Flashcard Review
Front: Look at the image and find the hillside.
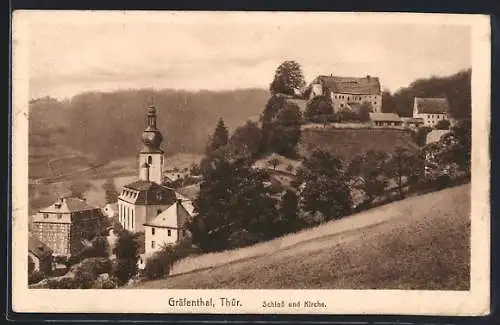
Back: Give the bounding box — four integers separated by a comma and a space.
299, 127, 418, 162
28, 88, 270, 180
134, 184, 470, 290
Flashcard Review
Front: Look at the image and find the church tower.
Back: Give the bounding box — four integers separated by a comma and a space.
139, 105, 164, 184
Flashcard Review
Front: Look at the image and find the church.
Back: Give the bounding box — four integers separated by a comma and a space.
117, 105, 193, 245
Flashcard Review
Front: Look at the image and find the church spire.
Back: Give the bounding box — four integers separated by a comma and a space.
141, 105, 163, 153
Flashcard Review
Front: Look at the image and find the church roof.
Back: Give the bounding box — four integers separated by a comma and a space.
39, 197, 98, 214
121, 180, 177, 205
312, 75, 381, 95
414, 97, 449, 114
144, 200, 191, 229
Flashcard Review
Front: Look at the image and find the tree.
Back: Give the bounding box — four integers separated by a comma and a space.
358, 101, 373, 122
277, 189, 302, 235
268, 157, 281, 171
229, 120, 262, 157
348, 150, 390, 204
260, 96, 302, 157
296, 150, 352, 220
205, 117, 229, 156
435, 119, 451, 130
103, 178, 119, 203
91, 235, 110, 258
386, 147, 424, 198
382, 90, 397, 113
414, 126, 432, 147
189, 155, 278, 252
304, 96, 334, 122
28, 255, 35, 275
270, 60, 306, 95
112, 230, 139, 285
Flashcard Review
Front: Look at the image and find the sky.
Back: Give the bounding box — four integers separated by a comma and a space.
26, 12, 471, 99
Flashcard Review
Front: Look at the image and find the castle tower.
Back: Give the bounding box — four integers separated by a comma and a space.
139, 105, 164, 184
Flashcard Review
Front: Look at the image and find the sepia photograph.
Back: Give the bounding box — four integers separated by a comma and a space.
11, 11, 490, 315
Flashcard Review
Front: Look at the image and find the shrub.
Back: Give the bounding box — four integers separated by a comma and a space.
101, 279, 116, 289
28, 271, 46, 285
73, 269, 94, 289
227, 230, 263, 249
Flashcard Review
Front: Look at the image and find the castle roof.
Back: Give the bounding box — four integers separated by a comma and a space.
414, 97, 449, 114
144, 200, 191, 229
313, 75, 381, 95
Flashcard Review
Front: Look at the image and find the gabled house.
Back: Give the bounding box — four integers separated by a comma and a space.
143, 200, 192, 256
308, 75, 382, 113
413, 97, 450, 127
31, 197, 104, 256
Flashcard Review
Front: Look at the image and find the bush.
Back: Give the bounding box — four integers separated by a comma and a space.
101, 279, 117, 289
28, 271, 46, 285
142, 239, 201, 281
227, 230, 263, 249
435, 119, 451, 130
73, 269, 94, 289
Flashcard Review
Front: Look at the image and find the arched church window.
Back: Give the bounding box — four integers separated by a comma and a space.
148, 156, 152, 164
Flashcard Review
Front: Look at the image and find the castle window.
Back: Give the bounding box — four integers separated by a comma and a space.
152, 227, 155, 235
182, 229, 186, 236
151, 241, 155, 249
168, 229, 172, 237
43, 213, 48, 219
58, 214, 62, 219
157, 209, 162, 215
148, 156, 152, 164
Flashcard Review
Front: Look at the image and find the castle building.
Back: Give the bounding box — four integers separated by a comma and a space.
308, 75, 382, 113
412, 97, 450, 127
31, 197, 104, 256
117, 105, 192, 234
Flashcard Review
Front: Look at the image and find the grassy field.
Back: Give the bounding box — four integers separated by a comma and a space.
133, 184, 470, 290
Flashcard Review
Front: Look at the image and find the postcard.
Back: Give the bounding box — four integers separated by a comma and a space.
11, 10, 490, 315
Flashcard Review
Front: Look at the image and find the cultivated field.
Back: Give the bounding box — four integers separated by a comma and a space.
134, 184, 470, 290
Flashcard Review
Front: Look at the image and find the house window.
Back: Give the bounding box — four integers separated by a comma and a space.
157, 209, 162, 215
168, 229, 172, 237
148, 156, 152, 164
43, 213, 48, 219
151, 241, 155, 249
152, 227, 155, 235
58, 214, 62, 219
182, 229, 186, 236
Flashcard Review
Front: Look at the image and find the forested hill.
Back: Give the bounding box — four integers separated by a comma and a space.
29, 88, 269, 163
383, 69, 471, 118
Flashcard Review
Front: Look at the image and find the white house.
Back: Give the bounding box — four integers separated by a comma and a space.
308, 75, 382, 113
413, 97, 450, 127
143, 200, 192, 256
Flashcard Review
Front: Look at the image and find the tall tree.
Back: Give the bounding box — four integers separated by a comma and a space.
304, 95, 334, 122
386, 147, 424, 198
348, 150, 389, 203
261, 96, 302, 157
381, 90, 397, 113
358, 101, 373, 122
205, 117, 229, 156
270, 60, 306, 95
189, 154, 278, 252
229, 120, 262, 157
277, 189, 302, 235
296, 150, 352, 220
112, 230, 139, 285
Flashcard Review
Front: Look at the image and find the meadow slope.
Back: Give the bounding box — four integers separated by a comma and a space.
134, 184, 470, 290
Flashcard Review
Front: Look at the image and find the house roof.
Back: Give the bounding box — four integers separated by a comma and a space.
401, 117, 424, 123
369, 112, 402, 122
29, 233, 53, 259
121, 180, 177, 205
39, 197, 98, 214
313, 75, 381, 95
414, 97, 449, 114
144, 200, 191, 229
